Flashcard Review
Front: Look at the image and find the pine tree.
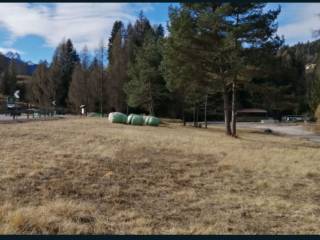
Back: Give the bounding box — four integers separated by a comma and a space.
154, 24, 165, 39
166, 3, 281, 135
49, 39, 79, 109
163, 5, 213, 126
223, 3, 282, 136
0, 70, 10, 96
30, 61, 53, 107
68, 46, 91, 113
126, 11, 152, 64
125, 30, 168, 115
88, 57, 103, 113
107, 23, 127, 112
0, 60, 17, 96
108, 21, 124, 65
94, 40, 108, 114
133, 11, 152, 48
309, 56, 320, 113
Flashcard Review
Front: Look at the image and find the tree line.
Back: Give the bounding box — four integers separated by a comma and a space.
1, 3, 320, 136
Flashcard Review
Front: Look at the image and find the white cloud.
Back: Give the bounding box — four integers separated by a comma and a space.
3, 3, 320, 53
277, 3, 320, 45
0, 47, 23, 55
0, 3, 153, 51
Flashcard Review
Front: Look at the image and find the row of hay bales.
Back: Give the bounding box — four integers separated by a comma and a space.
108, 112, 160, 126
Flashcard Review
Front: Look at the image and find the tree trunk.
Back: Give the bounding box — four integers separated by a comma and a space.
204, 94, 208, 128
149, 102, 154, 116
100, 73, 103, 117
231, 13, 239, 137
223, 86, 231, 135
182, 104, 186, 126
231, 80, 237, 137
147, 77, 154, 116
196, 104, 199, 127
193, 104, 196, 127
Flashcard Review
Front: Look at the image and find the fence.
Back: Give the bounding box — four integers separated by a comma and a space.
0, 99, 68, 120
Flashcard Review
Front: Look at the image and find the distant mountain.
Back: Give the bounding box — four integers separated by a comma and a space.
25, 62, 37, 75
5, 51, 22, 61
0, 51, 37, 76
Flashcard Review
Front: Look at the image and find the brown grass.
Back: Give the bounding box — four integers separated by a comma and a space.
0, 117, 320, 234
305, 122, 320, 133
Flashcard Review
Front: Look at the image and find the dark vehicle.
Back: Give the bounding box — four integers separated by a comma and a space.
283, 115, 305, 122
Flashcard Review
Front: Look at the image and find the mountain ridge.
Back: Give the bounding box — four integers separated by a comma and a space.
0, 51, 37, 76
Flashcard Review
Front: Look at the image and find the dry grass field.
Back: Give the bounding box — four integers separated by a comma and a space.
0, 117, 320, 234
309, 123, 320, 133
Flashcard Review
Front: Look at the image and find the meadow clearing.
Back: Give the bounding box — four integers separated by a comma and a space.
0, 117, 320, 234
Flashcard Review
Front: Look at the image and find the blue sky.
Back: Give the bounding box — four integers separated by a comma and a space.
0, 3, 320, 63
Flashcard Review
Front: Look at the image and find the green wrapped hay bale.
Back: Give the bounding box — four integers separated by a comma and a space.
89, 112, 103, 117
148, 116, 161, 126
143, 116, 151, 125
145, 116, 160, 126
127, 114, 135, 124
131, 115, 144, 125
143, 115, 148, 123
108, 112, 114, 121
108, 112, 127, 124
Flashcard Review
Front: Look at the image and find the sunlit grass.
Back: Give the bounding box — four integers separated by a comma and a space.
0, 117, 319, 234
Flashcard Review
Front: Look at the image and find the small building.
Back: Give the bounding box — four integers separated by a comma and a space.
237, 108, 268, 122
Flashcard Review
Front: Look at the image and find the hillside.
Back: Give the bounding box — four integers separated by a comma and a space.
0, 117, 319, 234
0, 52, 37, 76
286, 39, 320, 65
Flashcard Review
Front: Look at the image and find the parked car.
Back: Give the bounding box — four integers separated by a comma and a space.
283, 115, 305, 122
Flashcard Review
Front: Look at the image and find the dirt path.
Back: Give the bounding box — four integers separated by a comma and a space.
0, 114, 65, 124
238, 122, 320, 143
203, 121, 320, 143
